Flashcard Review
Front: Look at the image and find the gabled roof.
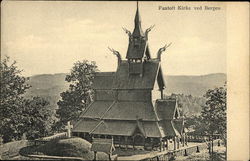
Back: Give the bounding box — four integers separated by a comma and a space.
92, 61, 165, 90
92, 121, 136, 136
92, 72, 114, 90
159, 120, 180, 137
83, 120, 163, 138
73, 119, 99, 133
79, 101, 114, 119
155, 99, 178, 120
113, 60, 160, 89
91, 138, 115, 154
173, 119, 185, 135
103, 101, 158, 121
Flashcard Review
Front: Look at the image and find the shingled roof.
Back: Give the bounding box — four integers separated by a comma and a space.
91, 138, 115, 154
79, 101, 114, 119
159, 120, 180, 137
113, 60, 162, 89
173, 119, 185, 135
73, 119, 99, 133
155, 99, 179, 120
92, 72, 114, 90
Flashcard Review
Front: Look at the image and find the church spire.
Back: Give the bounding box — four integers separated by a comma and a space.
125, 1, 151, 60
133, 1, 144, 37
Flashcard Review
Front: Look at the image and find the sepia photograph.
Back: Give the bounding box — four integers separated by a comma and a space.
0, 1, 249, 160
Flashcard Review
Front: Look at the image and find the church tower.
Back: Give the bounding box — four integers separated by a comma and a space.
125, 2, 151, 76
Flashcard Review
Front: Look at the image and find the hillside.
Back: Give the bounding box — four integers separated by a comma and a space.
164, 73, 226, 96
24, 73, 69, 109
24, 73, 226, 113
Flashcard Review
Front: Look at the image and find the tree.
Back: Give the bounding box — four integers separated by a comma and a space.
201, 85, 226, 154
0, 57, 56, 142
184, 85, 226, 157
0, 56, 30, 142
55, 60, 98, 130
20, 97, 55, 140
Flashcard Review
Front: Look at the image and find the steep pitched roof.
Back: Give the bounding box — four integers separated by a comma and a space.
113, 60, 160, 89
91, 120, 136, 136
73, 119, 99, 133
79, 101, 114, 119
91, 138, 114, 154
92, 72, 114, 90
159, 120, 180, 137
155, 99, 178, 120
132, 3, 144, 37
88, 120, 163, 138
103, 101, 158, 121
173, 119, 185, 135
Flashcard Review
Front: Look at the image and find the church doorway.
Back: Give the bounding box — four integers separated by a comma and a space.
133, 133, 144, 146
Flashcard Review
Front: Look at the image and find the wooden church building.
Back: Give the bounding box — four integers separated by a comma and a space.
72, 3, 186, 151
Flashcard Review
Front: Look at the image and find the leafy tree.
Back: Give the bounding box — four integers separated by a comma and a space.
19, 97, 55, 140
185, 85, 227, 155
55, 60, 98, 130
201, 85, 227, 154
0, 56, 30, 142
0, 57, 56, 142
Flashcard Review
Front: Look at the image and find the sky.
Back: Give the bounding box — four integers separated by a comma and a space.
1, 1, 227, 76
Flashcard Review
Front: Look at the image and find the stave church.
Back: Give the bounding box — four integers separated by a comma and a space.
72, 3, 186, 151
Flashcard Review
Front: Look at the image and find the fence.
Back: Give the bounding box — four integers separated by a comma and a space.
136, 139, 220, 161
186, 134, 221, 143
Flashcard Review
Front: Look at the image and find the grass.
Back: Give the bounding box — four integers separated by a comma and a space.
20, 137, 109, 160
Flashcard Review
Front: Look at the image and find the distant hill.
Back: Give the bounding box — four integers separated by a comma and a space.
24, 73, 226, 113
24, 73, 69, 109
164, 73, 226, 96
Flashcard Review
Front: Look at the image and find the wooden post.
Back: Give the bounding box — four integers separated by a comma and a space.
183, 134, 186, 147
174, 137, 176, 150
196, 146, 200, 153
160, 90, 163, 99
177, 137, 180, 149
151, 138, 154, 150
125, 136, 128, 150
166, 139, 168, 150
133, 137, 135, 150
162, 139, 165, 151
185, 134, 188, 146
119, 136, 121, 149
93, 151, 97, 161
160, 138, 162, 152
